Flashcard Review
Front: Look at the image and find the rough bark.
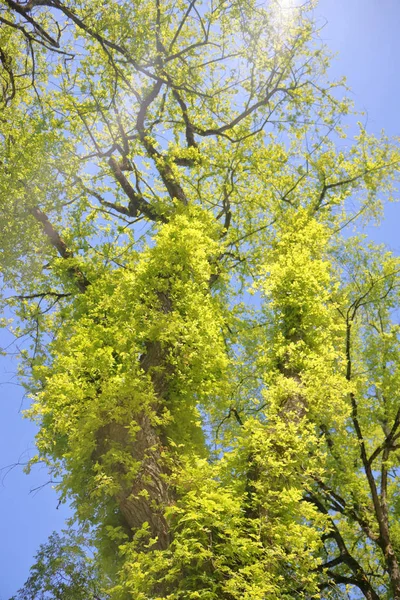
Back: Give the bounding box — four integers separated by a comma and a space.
94, 415, 173, 550
93, 292, 176, 550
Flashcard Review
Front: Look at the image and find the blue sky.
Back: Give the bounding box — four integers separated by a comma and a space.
1, 1, 400, 597
317, 0, 400, 250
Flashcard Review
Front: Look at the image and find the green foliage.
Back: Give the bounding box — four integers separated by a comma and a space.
10, 531, 110, 600
1, 0, 400, 598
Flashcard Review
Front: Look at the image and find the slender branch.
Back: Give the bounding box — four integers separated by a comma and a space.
108, 157, 166, 221
369, 406, 400, 466
136, 81, 188, 204
28, 206, 89, 292
346, 316, 400, 597
4, 0, 60, 47
7, 292, 72, 300
305, 494, 380, 600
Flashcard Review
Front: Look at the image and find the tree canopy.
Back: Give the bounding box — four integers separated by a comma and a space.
1, 0, 400, 598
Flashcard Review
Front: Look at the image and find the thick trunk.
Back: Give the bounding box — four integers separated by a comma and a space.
93, 344, 175, 549
93, 294, 176, 549
277, 362, 307, 421
95, 416, 173, 550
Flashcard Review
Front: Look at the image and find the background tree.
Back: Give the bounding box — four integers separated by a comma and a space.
10, 531, 110, 600
1, 0, 400, 598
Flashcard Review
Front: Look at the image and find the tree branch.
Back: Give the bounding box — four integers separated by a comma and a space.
29, 206, 89, 292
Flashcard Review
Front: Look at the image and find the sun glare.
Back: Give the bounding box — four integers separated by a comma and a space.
269, 0, 300, 43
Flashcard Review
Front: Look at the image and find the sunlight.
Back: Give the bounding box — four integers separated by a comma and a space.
270, 0, 309, 44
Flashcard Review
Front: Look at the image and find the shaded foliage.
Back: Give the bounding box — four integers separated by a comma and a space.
10, 531, 110, 600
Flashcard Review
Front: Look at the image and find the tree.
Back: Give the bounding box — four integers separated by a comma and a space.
1, 0, 400, 598
10, 531, 110, 600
